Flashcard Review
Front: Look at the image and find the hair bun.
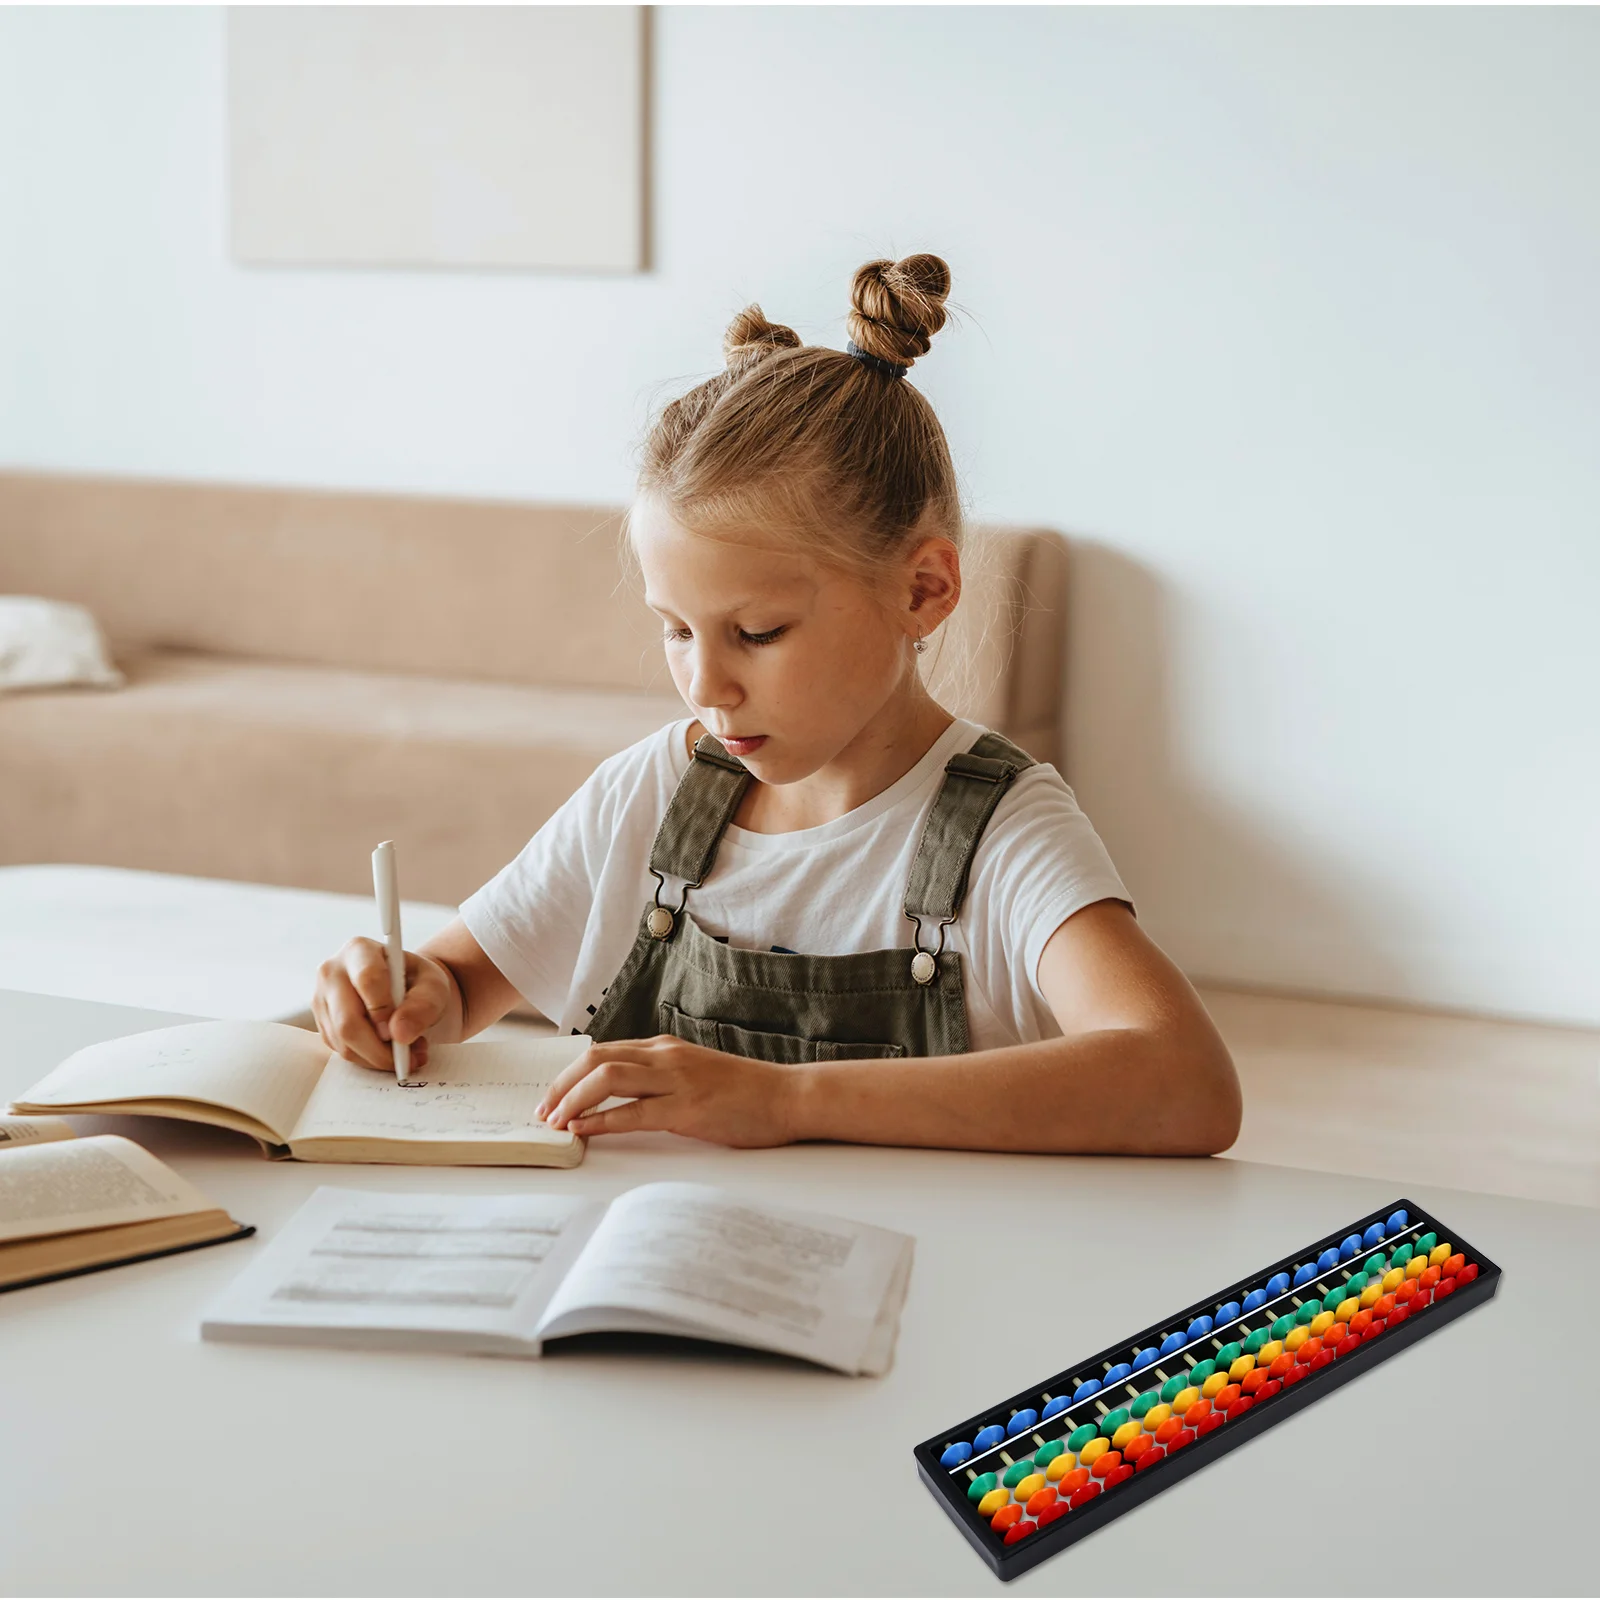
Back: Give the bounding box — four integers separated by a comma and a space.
847, 254, 952, 370
723, 305, 802, 373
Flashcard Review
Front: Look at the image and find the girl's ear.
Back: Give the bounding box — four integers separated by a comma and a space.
905, 535, 962, 637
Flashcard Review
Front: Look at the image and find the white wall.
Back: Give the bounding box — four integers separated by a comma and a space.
2, 6, 1597, 1025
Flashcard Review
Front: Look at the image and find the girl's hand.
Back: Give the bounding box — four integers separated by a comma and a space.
311, 937, 455, 1073
535, 1036, 801, 1148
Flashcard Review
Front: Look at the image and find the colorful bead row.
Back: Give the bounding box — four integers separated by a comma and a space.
950, 1236, 1478, 1547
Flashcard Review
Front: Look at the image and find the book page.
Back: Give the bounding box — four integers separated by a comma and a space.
202, 1186, 602, 1345
534, 1182, 915, 1375
287, 1036, 591, 1150
12, 1021, 328, 1144
0, 1115, 76, 1149
0, 1134, 218, 1243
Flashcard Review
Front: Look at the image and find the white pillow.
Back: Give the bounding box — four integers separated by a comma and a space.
0, 596, 124, 694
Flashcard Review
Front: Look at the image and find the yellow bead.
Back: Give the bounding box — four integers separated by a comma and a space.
979, 1489, 1009, 1516
1360, 1284, 1382, 1308
1201, 1373, 1227, 1399
1142, 1403, 1172, 1432
1173, 1386, 1200, 1413
1080, 1437, 1110, 1466
1285, 1327, 1310, 1353
1112, 1422, 1140, 1451
1015, 1473, 1046, 1500
1310, 1311, 1335, 1337
1335, 1298, 1359, 1324
1429, 1242, 1452, 1267
1258, 1340, 1283, 1365
1228, 1355, 1255, 1381
1381, 1268, 1404, 1292
1045, 1453, 1077, 1482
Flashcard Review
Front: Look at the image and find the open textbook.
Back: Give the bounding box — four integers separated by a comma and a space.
203, 1182, 914, 1376
0, 1115, 251, 1291
10, 1021, 593, 1168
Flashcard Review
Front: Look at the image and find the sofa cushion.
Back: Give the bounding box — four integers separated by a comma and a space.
0, 649, 685, 904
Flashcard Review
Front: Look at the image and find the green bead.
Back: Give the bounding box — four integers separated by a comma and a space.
1099, 1407, 1131, 1439
1130, 1390, 1159, 1419
1216, 1341, 1243, 1365
1416, 1232, 1438, 1255
1034, 1439, 1066, 1465
1365, 1254, 1387, 1276
1296, 1301, 1320, 1325
1344, 1274, 1367, 1300
1190, 1360, 1217, 1384
1322, 1286, 1347, 1311
1067, 1424, 1097, 1453
1270, 1313, 1295, 1340
1159, 1376, 1186, 1404
967, 1472, 998, 1502
1001, 1460, 1033, 1488
1392, 1244, 1413, 1268
1243, 1328, 1269, 1355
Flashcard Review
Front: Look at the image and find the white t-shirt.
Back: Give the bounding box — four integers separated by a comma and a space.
460, 718, 1131, 1054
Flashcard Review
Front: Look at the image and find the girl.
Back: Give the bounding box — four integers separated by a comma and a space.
312, 255, 1241, 1156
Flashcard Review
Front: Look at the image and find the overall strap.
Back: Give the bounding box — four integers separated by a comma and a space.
648, 734, 753, 887
903, 731, 1036, 924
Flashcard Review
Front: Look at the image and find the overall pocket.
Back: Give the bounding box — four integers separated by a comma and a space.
658, 1003, 905, 1064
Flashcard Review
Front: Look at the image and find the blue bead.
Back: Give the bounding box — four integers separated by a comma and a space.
1316, 1248, 1340, 1273
1363, 1222, 1385, 1248
941, 1441, 973, 1468
1159, 1331, 1186, 1356
1187, 1315, 1213, 1339
1042, 1395, 1071, 1420
1242, 1288, 1267, 1314
1072, 1379, 1101, 1402
1216, 1301, 1241, 1324
1266, 1272, 1291, 1296
1339, 1234, 1362, 1261
1386, 1209, 1409, 1235
1006, 1408, 1039, 1436
1132, 1347, 1158, 1371
1293, 1263, 1316, 1287
1103, 1363, 1132, 1385
974, 1424, 1005, 1451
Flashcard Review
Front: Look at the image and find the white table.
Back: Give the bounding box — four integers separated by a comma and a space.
0, 864, 459, 1022
1, 987, 1591, 1596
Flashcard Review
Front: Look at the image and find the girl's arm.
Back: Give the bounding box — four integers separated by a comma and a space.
788, 899, 1241, 1155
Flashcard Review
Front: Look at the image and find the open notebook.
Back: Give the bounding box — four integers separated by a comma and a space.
202, 1182, 914, 1376
10, 1021, 593, 1168
0, 1115, 251, 1291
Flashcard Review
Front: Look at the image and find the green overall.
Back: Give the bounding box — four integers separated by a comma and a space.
586, 730, 1035, 1061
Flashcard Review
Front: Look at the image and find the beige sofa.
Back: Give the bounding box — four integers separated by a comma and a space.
0, 471, 1067, 905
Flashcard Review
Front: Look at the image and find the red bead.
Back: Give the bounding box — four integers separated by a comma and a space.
1135, 1446, 1165, 1472
1038, 1501, 1070, 1526
1282, 1364, 1306, 1387
1361, 1319, 1384, 1341
1169, 1428, 1196, 1452
1389, 1303, 1410, 1326
1336, 1334, 1360, 1357
1436, 1275, 1457, 1299
1258, 1379, 1282, 1399
1226, 1396, 1254, 1420
1241, 1369, 1269, 1395
1413, 1286, 1432, 1309
1004, 1519, 1036, 1544
1458, 1262, 1478, 1284
1198, 1411, 1226, 1436
1310, 1350, 1333, 1370
1070, 1483, 1102, 1509
1106, 1464, 1134, 1487
992, 1503, 1024, 1531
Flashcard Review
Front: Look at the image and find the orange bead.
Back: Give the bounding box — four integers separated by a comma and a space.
1269, 1353, 1295, 1379
992, 1502, 1024, 1531
1296, 1337, 1322, 1365
1396, 1280, 1418, 1304
1183, 1399, 1211, 1426
1350, 1309, 1374, 1335
1154, 1418, 1183, 1446
1059, 1467, 1090, 1495
1442, 1253, 1465, 1278
1420, 1265, 1441, 1290
1025, 1487, 1057, 1517
1124, 1434, 1154, 1463
1241, 1369, 1269, 1395
1375, 1294, 1397, 1318
1090, 1451, 1124, 1480
1215, 1384, 1242, 1410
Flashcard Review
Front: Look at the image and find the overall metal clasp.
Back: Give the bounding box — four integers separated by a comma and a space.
647, 870, 691, 940
904, 910, 955, 985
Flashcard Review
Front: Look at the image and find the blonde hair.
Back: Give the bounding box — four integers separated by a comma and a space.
635, 254, 961, 580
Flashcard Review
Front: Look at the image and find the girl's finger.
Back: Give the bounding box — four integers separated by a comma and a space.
325, 984, 395, 1072
546, 1057, 670, 1127
568, 1097, 664, 1138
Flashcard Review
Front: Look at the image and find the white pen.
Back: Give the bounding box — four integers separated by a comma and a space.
370, 840, 411, 1083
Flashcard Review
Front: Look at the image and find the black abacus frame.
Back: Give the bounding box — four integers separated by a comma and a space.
913, 1197, 1502, 1581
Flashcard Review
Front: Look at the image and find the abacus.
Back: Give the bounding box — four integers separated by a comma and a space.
915, 1198, 1500, 1579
